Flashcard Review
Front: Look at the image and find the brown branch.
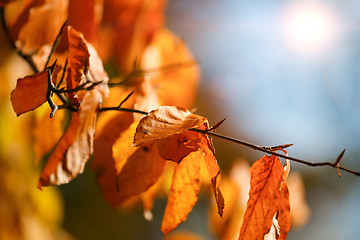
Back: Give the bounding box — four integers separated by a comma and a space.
44, 18, 68, 70
99, 104, 360, 177
108, 60, 198, 87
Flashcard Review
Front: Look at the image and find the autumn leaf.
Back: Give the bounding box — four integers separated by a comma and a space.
15, 0, 69, 55
65, 25, 90, 106
239, 155, 284, 240
102, 0, 166, 71
201, 134, 225, 217
141, 29, 200, 108
277, 183, 290, 240
68, 0, 103, 43
33, 99, 65, 162
156, 131, 202, 163
133, 106, 207, 146
37, 89, 102, 189
37, 36, 108, 188
133, 106, 225, 224
10, 63, 61, 116
161, 150, 202, 237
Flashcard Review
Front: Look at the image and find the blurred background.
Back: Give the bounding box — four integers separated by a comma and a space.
166, 0, 360, 239
1, 0, 360, 239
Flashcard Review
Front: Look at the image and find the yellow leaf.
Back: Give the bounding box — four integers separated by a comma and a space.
161, 150, 202, 237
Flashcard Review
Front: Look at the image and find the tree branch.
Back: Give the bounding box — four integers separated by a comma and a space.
99, 104, 359, 177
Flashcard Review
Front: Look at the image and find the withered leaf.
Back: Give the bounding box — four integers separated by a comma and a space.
161, 151, 202, 237
38, 90, 102, 189
239, 155, 284, 240
201, 134, 224, 217
66, 25, 90, 106
133, 106, 207, 146
157, 131, 202, 163
11, 64, 61, 116
278, 183, 290, 240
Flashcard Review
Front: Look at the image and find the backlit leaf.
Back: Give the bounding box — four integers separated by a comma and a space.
161, 151, 202, 237
66, 25, 90, 106
157, 131, 202, 163
239, 155, 283, 240
16, 0, 68, 55
38, 90, 102, 188
141, 29, 200, 108
133, 106, 207, 146
201, 134, 225, 217
10, 64, 61, 116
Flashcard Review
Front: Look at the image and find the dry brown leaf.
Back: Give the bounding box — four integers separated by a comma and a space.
10, 64, 61, 116
37, 89, 102, 188
66, 25, 90, 106
133, 106, 207, 146
278, 183, 290, 240
239, 155, 284, 240
157, 131, 202, 163
201, 134, 225, 217
161, 150, 202, 237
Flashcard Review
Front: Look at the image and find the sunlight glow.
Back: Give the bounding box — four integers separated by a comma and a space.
282, 3, 338, 53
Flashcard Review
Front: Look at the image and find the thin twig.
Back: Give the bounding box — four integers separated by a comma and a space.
99, 105, 360, 177
108, 60, 198, 87
46, 62, 59, 118
44, 18, 68, 69
191, 129, 358, 176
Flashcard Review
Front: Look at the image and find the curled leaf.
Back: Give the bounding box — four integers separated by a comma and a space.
66, 25, 90, 106
133, 106, 207, 146
38, 90, 102, 189
157, 131, 202, 163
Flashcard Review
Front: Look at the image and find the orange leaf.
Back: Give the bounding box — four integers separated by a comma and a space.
92, 111, 134, 207
133, 106, 207, 146
114, 142, 165, 203
33, 100, 65, 162
10, 64, 61, 116
141, 29, 200, 108
278, 183, 290, 240
201, 134, 224, 217
239, 155, 284, 240
16, 0, 68, 55
157, 131, 202, 163
66, 25, 90, 106
68, 0, 102, 43
161, 151, 202, 237
38, 90, 102, 188
102, 0, 166, 71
